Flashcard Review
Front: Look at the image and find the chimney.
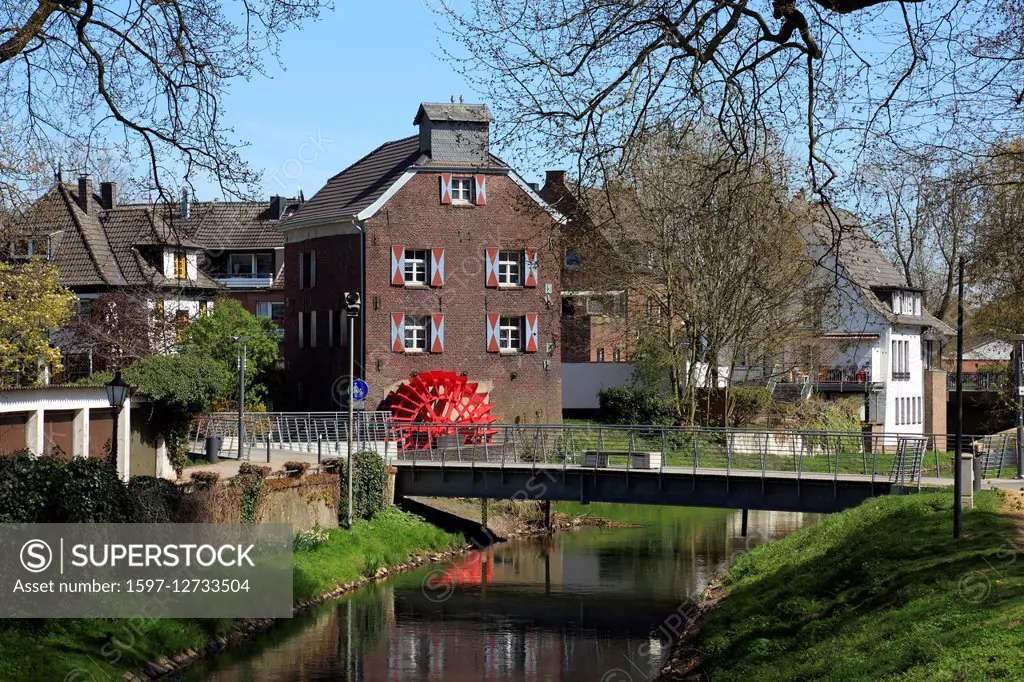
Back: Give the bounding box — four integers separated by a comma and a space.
100, 181, 117, 210
414, 103, 494, 164
269, 195, 284, 220
180, 186, 190, 219
77, 176, 93, 214
544, 170, 566, 188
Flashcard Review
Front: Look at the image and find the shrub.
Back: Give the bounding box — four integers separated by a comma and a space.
335, 451, 389, 520
796, 397, 863, 453
283, 461, 310, 477
598, 386, 673, 424
727, 387, 774, 427
127, 476, 184, 523
321, 457, 343, 473
189, 470, 220, 488
0, 452, 159, 523
238, 462, 271, 479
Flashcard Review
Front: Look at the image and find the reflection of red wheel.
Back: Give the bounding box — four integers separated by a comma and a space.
382, 371, 498, 450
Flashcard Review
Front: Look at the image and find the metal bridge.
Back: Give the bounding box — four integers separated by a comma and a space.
189, 416, 1018, 513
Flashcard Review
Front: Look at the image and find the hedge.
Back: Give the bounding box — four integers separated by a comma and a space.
598, 386, 673, 424
0, 451, 170, 523
326, 451, 389, 520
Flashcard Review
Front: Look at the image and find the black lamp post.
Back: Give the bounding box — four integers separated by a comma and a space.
105, 370, 130, 469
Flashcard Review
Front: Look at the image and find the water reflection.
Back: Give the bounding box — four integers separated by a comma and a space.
185, 507, 814, 681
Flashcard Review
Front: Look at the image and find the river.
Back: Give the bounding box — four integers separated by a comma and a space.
184, 504, 815, 682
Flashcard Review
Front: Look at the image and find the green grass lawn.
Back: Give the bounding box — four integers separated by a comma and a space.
688, 490, 1024, 681
0, 509, 461, 681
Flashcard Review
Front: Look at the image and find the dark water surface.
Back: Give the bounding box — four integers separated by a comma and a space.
184, 505, 814, 682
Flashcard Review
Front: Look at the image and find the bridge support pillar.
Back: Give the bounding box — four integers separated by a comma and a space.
741, 508, 748, 537
544, 500, 551, 532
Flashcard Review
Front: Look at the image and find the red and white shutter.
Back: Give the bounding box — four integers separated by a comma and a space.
525, 313, 539, 352
390, 313, 405, 353
430, 248, 445, 287
485, 248, 499, 288
474, 175, 487, 206
391, 246, 405, 286
486, 313, 500, 352
439, 174, 453, 205
524, 248, 538, 287
430, 314, 445, 353
309, 250, 317, 288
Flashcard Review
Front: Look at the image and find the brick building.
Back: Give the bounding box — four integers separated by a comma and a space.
280, 103, 565, 422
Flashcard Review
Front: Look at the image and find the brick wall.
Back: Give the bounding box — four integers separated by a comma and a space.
284, 172, 562, 422
923, 369, 948, 450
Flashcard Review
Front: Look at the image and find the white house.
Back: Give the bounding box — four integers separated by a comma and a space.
795, 202, 953, 435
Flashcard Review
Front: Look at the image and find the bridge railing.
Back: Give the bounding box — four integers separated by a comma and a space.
391, 422, 1010, 487
189, 411, 395, 458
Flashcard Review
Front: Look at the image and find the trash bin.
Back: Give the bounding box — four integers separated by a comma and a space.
205, 436, 222, 464
973, 455, 983, 492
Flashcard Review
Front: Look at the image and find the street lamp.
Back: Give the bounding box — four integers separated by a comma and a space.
345, 291, 361, 530
105, 370, 129, 469
232, 335, 251, 460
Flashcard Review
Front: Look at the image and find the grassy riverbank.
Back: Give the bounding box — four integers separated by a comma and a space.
672, 490, 1024, 681
0, 509, 461, 681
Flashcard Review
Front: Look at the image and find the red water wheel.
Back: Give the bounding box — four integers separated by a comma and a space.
383, 370, 498, 450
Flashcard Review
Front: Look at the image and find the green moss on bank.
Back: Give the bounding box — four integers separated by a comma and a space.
0, 509, 461, 681
691, 491, 1024, 681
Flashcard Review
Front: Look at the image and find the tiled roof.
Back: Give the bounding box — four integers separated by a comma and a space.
284, 136, 423, 227
172, 201, 291, 249
6, 184, 286, 291
285, 135, 513, 229
803, 201, 954, 336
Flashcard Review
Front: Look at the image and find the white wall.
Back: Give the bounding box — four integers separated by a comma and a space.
879, 326, 925, 434
161, 247, 199, 281
562, 363, 635, 410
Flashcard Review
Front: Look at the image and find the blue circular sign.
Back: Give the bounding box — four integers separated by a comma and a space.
351, 379, 369, 401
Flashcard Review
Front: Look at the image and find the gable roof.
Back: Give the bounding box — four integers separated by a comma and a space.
6, 183, 289, 291
174, 201, 292, 250
284, 136, 424, 228
283, 134, 526, 229
802, 201, 954, 336
963, 340, 1013, 361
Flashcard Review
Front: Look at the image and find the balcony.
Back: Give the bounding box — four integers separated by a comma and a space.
778, 366, 883, 394
946, 372, 1010, 392
211, 272, 275, 289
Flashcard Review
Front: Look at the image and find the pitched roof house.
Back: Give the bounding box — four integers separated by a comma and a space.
6, 177, 296, 376
280, 102, 566, 422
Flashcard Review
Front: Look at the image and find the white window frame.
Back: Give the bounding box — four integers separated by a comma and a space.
498, 316, 522, 352
497, 250, 522, 287
10, 238, 45, 260
404, 315, 428, 352
451, 177, 473, 203
404, 249, 429, 286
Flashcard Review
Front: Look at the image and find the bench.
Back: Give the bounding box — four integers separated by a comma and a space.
580, 450, 662, 470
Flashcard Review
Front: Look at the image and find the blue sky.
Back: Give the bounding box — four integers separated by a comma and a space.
197, 2, 546, 201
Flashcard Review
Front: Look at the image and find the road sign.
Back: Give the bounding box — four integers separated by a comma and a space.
351, 379, 368, 402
